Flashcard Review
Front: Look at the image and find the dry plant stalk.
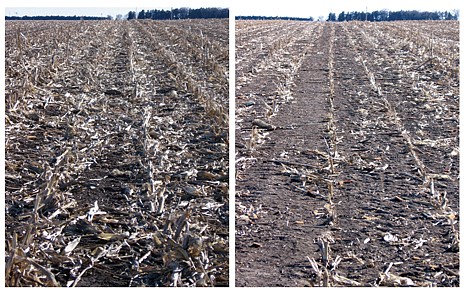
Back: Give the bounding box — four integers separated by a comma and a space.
5, 19, 228, 287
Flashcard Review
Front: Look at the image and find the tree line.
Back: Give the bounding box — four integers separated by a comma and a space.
327, 10, 459, 22
5, 7, 228, 21
6, 15, 109, 21
235, 16, 313, 21
127, 7, 229, 20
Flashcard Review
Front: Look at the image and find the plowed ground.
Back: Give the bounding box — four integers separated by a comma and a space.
235, 20, 459, 287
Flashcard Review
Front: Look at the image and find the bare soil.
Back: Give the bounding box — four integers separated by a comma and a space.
235, 21, 459, 287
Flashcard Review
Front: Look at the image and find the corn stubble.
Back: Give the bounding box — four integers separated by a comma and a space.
5, 19, 228, 287
236, 20, 459, 287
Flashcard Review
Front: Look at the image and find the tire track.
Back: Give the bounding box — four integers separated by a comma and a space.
236, 23, 335, 287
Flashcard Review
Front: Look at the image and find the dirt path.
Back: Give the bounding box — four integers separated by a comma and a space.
236, 23, 332, 287
235, 21, 459, 287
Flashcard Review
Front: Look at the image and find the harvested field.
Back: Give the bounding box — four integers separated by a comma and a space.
235, 20, 459, 287
5, 19, 228, 287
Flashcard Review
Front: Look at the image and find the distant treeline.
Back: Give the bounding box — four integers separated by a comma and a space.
6, 15, 109, 20
327, 10, 459, 22
235, 16, 313, 21
236, 9, 458, 22
127, 7, 229, 20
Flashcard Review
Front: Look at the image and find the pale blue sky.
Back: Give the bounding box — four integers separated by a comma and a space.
235, 0, 460, 19
5, 7, 159, 18
3, 0, 462, 19
4, 0, 229, 18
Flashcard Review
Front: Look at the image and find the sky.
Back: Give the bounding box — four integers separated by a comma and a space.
4, 0, 230, 18
234, 0, 461, 19
3, 0, 461, 19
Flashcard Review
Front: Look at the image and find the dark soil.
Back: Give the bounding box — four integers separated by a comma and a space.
235, 21, 459, 287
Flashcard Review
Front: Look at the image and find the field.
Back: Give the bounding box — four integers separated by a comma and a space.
235, 20, 459, 286
5, 19, 228, 287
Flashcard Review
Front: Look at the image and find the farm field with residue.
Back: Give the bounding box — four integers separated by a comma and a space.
5, 19, 228, 287
235, 20, 459, 287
